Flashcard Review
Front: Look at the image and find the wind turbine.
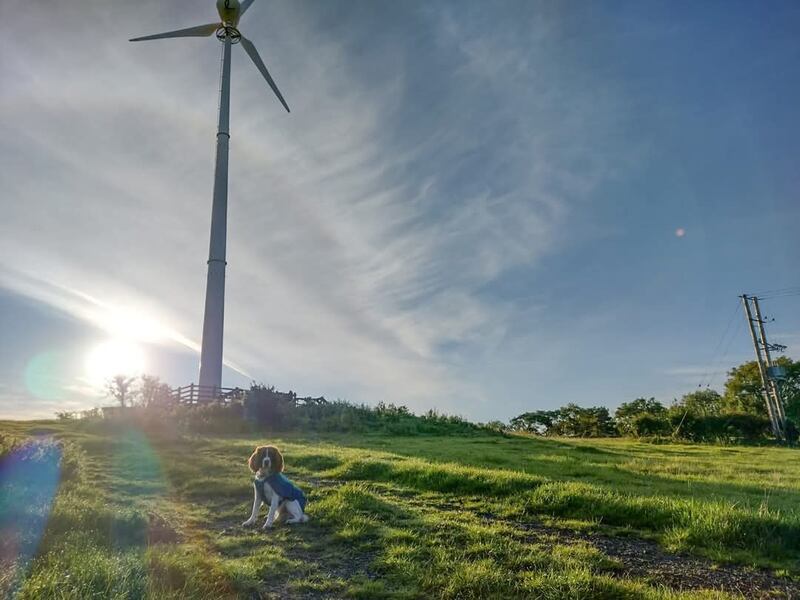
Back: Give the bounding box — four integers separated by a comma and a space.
130, 0, 289, 396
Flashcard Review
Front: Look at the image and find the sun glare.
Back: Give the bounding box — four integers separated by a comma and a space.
85, 339, 146, 387
92, 306, 169, 344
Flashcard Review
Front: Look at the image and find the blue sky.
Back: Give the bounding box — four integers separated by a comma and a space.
0, 0, 798, 420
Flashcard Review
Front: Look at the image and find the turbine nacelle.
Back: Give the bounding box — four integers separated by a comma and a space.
216, 0, 241, 27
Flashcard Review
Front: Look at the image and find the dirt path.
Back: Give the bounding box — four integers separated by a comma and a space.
505, 517, 799, 599
400, 491, 800, 599
215, 516, 376, 600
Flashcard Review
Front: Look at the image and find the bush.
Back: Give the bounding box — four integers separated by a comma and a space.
79, 384, 492, 437
630, 413, 671, 437
274, 400, 485, 436
177, 403, 248, 434
243, 384, 296, 429
614, 398, 666, 436
785, 419, 799, 443
671, 412, 771, 442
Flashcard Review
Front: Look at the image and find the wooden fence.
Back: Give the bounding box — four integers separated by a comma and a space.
171, 384, 327, 407
172, 384, 247, 405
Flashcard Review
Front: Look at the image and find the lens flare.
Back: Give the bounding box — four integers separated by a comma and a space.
0, 439, 61, 595
23, 352, 65, 401
102, 429, 171, 547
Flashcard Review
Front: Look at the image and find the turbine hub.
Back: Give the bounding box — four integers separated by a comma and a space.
216, 25, 241, 44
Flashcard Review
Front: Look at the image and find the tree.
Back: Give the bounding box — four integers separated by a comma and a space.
510, 411, 557, 435
721, 357, 800, 419
553, 404, 616, 437
779, 359, 800, 422
138, 375, 174, 408
483, 420, 508, 433
672, 389, 723, 417
615, 397, 666, 436
107, 375, 136, 408
722, 361, 766, 415
630, 413, 671, 437
510, 405, 615, 437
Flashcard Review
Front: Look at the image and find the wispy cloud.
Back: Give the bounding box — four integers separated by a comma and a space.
0, 0, 631, 417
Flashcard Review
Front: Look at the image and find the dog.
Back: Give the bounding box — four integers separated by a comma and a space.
242, 445, 309, 529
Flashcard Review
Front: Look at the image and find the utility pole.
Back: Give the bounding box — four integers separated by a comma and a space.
741, 294, 786, 439
752, 296, 788, 426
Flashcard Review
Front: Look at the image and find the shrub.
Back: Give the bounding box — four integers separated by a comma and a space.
82, 384, 492, 437
614, 398, 666, 436
671, 412, 771, 442
243, 384, 296, 429
630, 413, 671, 437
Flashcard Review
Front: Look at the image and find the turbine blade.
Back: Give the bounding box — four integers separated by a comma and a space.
240, 36, 290, 113
240, 0, 256, 17
130, 22, 220, 42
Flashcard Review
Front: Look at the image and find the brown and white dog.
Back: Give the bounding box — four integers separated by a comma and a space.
242, 445, 309, 529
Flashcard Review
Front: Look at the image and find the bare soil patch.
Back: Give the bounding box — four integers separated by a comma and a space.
398, 493, 798, 598
216, 518, 377, 600
484, 512, 800, 599
147, 513, 182, 545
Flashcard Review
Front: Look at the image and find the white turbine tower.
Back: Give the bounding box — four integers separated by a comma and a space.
131, 0, 289, 396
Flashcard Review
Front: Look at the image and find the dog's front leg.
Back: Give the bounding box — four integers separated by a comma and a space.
242, 483, 262, 527
263, 494, 281, 529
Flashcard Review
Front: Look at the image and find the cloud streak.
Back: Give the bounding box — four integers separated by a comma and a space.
1, 0, 632, 417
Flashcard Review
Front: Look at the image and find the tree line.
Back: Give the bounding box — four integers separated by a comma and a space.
58, 358, 799, 443
509, 358, 800, 442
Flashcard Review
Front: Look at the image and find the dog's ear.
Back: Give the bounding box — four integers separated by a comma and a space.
248, 446, 264, 473
267, 446, 284, 473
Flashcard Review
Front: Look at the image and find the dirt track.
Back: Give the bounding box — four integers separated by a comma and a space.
507, 517, 800, 599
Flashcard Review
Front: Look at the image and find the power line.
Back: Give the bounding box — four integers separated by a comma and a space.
705, 316, 744, 390
690, 290, 795, 400
750, 286, 800, 296
750, 286, 800, 300
752, 285, 800, 296
694, 286, 797, 390
757, 292, 800, 301
696, 300, 740, 389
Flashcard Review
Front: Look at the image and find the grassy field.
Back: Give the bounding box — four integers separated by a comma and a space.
2, 420, 800, 599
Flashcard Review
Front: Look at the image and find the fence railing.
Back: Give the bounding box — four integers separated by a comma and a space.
172, 384, 247, 405
171, 384, 328, 407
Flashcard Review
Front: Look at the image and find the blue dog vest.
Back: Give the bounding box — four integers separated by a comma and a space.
255, 473, 307, 512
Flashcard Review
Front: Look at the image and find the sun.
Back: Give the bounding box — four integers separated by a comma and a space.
85, 339, 146, 388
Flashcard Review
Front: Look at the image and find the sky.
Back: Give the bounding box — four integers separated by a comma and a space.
0, 0, 798, 421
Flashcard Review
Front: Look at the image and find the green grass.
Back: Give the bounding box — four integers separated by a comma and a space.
2, 420, 799, 598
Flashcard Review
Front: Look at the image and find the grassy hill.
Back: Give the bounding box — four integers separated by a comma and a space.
2, 420, 799, 598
